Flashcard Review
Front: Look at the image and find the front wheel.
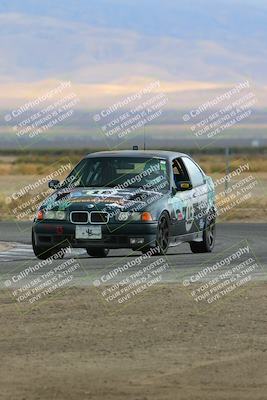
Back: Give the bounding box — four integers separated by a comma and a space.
140, 212, 170, 256
86, 248, 109, 258
156, 212, 170, 254
189, 220, 216, 253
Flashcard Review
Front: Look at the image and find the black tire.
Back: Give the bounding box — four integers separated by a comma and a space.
86, 248, 109, 258
141, 247, 153, 254
156, 212, 170, 255
189, 219, 216, 253
32, 230, 65, 260
141, 212, 170, 255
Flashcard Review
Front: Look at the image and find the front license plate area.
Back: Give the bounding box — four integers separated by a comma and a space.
75, 225, 102, 239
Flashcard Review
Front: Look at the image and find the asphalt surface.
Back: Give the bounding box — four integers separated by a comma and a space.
0, 222, 266, 289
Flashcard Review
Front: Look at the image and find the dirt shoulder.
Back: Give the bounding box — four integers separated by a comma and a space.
0, 283, 267, 400
0, 242, 14, 252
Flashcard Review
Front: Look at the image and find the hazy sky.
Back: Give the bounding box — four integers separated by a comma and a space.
0, 0, 266, 108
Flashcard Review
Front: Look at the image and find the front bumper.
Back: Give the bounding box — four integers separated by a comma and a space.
32, 221, 158, 249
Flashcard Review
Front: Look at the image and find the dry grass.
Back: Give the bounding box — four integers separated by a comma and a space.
0, 155, 266, 221
217, 199, 267, 222
0, 154, 74, 175
0, 162, 58, 175
196, 155, 267, 173
0, 154, 267, 175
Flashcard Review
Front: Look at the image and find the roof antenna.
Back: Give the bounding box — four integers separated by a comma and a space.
143, 125, 146, 150
133, 124, 146, 151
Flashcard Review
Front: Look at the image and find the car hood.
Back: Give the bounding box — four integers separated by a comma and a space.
41, 187, 164, 212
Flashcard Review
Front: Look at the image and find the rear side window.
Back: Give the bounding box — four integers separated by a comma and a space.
181, 157, 205, 187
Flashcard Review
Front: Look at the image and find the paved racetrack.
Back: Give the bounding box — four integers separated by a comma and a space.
0, 222, 266, 286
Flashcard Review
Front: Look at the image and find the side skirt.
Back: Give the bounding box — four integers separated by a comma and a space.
169, 231, 203, 247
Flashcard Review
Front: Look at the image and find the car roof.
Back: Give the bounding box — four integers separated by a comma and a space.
85, 150, 188, 160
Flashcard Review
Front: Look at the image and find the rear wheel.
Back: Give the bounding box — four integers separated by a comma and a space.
189, 219, 216, 253
86, 248, 109, 257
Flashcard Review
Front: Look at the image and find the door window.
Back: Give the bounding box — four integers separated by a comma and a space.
172, 159, 189, 188
181, 157, 205, 187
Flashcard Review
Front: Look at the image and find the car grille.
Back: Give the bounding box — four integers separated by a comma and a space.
70, 211, 89, 224
90, 212, 109, 224
70, 211, 109, 224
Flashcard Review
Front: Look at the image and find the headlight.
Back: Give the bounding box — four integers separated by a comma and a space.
43, 210, 66, 220
131, 212, 141, 221
117, 212, 130, 221
116, 212, 141, 222
56, 211, 66, 220
44, 211, 56, 219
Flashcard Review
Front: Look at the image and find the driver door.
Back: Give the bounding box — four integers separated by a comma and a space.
169, 158, 195, 236
181, 157, 208, 233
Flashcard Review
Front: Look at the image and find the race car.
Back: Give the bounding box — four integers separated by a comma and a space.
32, 150, 216, 259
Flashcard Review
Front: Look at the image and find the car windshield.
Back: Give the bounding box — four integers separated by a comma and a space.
61, 157, 169, 192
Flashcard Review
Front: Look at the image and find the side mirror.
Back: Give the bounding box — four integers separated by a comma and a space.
48, 180, 60, 190
176, 181, 193, 191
